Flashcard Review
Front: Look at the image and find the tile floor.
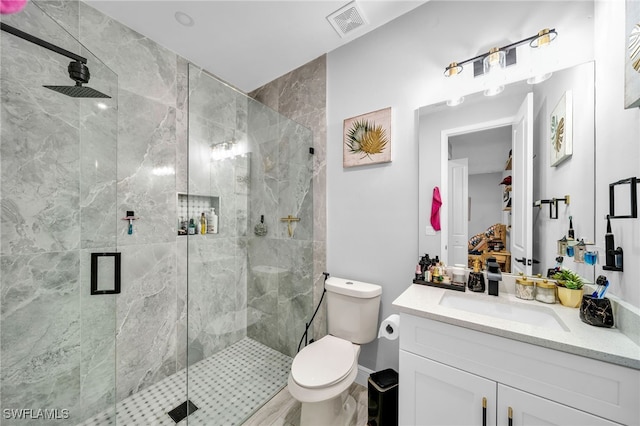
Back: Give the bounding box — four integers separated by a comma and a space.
242, 382, 368, 426
79, 338, 291, 425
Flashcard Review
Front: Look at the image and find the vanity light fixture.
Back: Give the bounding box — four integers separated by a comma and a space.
529, 28, 557, 48
443, 28, 558, 85
483, 47, 506, 75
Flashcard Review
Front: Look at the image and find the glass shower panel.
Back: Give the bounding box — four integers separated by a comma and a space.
246, 99, 315, 358
186, 65, 314, 425
0, 2, 118, 424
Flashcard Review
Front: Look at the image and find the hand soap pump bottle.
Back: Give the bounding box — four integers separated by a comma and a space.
208, 208, 218, 234
467, 258, 485, 293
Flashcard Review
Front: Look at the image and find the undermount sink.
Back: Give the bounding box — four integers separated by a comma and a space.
439, 292, 569, 331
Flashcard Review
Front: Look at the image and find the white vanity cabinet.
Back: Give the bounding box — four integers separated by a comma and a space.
398, 313, 639, 426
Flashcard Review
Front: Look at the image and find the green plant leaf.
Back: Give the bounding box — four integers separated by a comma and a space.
552, 269, 584, 289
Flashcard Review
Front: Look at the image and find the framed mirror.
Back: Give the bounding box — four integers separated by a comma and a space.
418, 62, 595, 282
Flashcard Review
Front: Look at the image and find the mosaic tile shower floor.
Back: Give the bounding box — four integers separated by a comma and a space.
79, 338, 292, 426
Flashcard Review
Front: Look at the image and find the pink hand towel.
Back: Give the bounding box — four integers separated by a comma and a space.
1, 0, 27, 14
430, 186, 442, 231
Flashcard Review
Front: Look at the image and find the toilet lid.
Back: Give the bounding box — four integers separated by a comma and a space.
291, 335, 355, 389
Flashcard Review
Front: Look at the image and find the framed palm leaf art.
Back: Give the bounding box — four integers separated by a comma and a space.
343, 107, 391, 167
625, 0, 640, 109
550, 91, 572, 167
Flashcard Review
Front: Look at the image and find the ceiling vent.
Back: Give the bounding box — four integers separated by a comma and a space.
327, 1, 367, 38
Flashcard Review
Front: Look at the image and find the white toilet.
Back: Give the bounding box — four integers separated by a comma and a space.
288, 277, 382, 426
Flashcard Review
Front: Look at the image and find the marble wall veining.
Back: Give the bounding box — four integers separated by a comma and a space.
250, 55, 328, 343
1, 1, 324, 424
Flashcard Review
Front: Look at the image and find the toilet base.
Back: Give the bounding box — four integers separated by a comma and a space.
300, 389, 357, 426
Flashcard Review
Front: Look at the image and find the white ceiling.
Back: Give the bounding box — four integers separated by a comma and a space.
85, 0, 428, 92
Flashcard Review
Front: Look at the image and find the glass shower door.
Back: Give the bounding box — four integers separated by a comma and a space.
0, 2, 118, 424
185, 65, 315, 425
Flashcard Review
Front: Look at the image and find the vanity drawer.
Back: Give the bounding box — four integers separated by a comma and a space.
399, 313, 639, 425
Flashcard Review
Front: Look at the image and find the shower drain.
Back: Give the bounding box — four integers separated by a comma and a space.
167, 400, 199, 423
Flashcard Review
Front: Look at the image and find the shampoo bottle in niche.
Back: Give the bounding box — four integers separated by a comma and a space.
208, 208, 218, 234
200, 212, 207, 235
188, 218, 196, 235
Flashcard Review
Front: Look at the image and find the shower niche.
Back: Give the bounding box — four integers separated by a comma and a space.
177, 193, 220, 235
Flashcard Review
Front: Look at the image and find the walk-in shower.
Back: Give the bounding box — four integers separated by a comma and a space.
1, 2, 314, 425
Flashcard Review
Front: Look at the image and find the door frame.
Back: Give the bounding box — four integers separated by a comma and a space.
440, 116, 516, 265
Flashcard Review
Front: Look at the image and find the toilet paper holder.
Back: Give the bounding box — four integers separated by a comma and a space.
378, 314, 400, 340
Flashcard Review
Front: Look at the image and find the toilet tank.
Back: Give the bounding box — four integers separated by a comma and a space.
325, 277, 382, 344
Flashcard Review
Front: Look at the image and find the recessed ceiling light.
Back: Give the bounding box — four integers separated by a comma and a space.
174, 11, 194, 27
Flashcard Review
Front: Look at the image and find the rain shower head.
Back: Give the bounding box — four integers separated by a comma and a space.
43, 61, 111, 98
1, 23, 111, 99
43, 83, 111, 99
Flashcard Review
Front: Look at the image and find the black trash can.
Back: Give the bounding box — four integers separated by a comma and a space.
367, 368, 398, 426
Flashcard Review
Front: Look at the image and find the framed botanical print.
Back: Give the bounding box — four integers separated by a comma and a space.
550, 91, 573, 167
343, 107, 391, 167
625, 0, 640, 109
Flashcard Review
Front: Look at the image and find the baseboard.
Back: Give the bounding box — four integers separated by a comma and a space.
355, 364, 373, 387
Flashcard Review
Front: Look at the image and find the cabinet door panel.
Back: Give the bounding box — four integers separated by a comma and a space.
497, 384, 620, 426
400, 350, 496, 426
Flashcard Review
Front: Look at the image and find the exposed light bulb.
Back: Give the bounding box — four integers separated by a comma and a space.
484, 85, 504, 97
446, 96, 465, 107
527, 72, 553, 85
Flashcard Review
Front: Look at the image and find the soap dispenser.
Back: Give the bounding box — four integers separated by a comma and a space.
467, 258, 485, 293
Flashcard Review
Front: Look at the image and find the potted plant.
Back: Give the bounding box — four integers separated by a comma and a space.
552, 269, 584, 308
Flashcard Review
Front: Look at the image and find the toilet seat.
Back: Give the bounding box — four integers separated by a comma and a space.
291, 335, 355, 389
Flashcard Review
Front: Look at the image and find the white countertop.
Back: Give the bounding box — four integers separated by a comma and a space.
392, 282, 640, 370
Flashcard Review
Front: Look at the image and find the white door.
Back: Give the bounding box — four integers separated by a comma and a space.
511, 93, 533, 275
498, 385, 619, 426
448, 158, 468, 266
399, 350, 496, 426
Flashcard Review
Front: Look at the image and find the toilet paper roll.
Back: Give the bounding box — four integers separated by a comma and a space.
378, 314, 400, 340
